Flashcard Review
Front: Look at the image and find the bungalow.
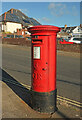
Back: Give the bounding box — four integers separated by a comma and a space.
0, 8, 41, 33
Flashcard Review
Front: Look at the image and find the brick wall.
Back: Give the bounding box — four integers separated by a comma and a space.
57, 44, 81, 53
2, 38, 31, 46
2, 38, 82, 53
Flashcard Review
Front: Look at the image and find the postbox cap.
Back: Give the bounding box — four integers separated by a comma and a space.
28, 25, 61, 34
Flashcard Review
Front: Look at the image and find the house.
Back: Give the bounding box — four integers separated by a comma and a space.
59, 24, 82, 38
64, 24, 82, 34
0, 8, 41, 33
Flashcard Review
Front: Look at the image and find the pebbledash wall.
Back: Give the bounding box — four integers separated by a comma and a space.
2, 22, 22, 33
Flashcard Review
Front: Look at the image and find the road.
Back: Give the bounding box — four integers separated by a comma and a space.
2, 44, 80, 102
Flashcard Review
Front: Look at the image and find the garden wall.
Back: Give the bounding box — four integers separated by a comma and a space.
2, 38, 82, 53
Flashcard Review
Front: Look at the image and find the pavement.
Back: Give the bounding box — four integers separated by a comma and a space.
1, 44, 82, 119
2, 80, 81, 119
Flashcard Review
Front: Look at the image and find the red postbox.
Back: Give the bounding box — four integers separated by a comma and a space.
28, 25, 61, 113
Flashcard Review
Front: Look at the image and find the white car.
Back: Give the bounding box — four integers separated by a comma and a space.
69, 37, 82, 44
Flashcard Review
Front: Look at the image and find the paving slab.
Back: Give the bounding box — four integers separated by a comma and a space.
2, 81, 81, 119
2, 82, 51, 118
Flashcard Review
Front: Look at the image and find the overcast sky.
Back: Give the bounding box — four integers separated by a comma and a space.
1, 2, 81, 27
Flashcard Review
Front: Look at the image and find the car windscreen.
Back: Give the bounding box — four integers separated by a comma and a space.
64, 39, 69, 41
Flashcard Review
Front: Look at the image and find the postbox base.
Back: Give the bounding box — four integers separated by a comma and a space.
30, 89, 57, 114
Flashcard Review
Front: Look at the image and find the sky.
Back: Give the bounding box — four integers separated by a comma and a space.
1, 2, 81, 27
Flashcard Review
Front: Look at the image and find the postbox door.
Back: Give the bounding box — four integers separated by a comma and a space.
32, 36, 49, 92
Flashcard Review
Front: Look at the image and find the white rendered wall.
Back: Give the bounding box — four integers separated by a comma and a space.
1, 24, 6, 32
72, 26, 79, 33
6, 22, 22, 33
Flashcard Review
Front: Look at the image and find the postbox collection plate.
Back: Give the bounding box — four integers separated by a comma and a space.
33, 46, 40, 59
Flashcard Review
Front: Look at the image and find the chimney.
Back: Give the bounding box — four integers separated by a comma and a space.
11, 8, 13, 14
64, 24, 67, 30
17, 29, 19, 35
80, 24, 82, 28
4, 12, 6, 21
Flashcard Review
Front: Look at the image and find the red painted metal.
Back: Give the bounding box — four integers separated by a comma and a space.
28, 25, 61, 92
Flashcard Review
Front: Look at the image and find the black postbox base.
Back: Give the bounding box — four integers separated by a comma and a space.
30, 89, 57, 114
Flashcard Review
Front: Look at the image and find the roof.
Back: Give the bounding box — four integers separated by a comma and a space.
61, 26, 77, 33
0, 8, 41, 27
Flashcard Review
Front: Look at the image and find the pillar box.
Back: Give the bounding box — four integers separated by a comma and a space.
28, 25, 61, 113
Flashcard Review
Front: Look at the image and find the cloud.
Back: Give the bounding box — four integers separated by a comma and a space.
72, 5, 78, 16
48, 3, 78, 17
48, 3, 55, 9
42, 17, 50, 22
37, 17, 51, 24
48, 3, 67, 17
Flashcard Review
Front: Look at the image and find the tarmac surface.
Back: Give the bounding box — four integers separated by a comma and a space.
2, 44, 80, 102
1, 44, 81, 119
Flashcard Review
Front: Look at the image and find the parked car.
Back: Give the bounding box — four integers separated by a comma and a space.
4, 36, 11, 38
15, 35, 19, 38
26, 36, 31, 40
18, 35, 24, 38
58, 38, 74, 44
69, 37, 82, 44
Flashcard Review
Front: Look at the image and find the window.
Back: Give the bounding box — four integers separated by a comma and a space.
73, 38, 82, 41
15, 35, 19, 38
64, 39, 68, 42
61, 39, 63, 42
27, 37, 31, 40
7, 35, 11, 37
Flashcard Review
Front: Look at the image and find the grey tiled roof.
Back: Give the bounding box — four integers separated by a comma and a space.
0, 8, 41, 26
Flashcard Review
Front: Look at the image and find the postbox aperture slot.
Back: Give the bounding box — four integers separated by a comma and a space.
32, 39, 42, 44
32, 35, 38, 38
